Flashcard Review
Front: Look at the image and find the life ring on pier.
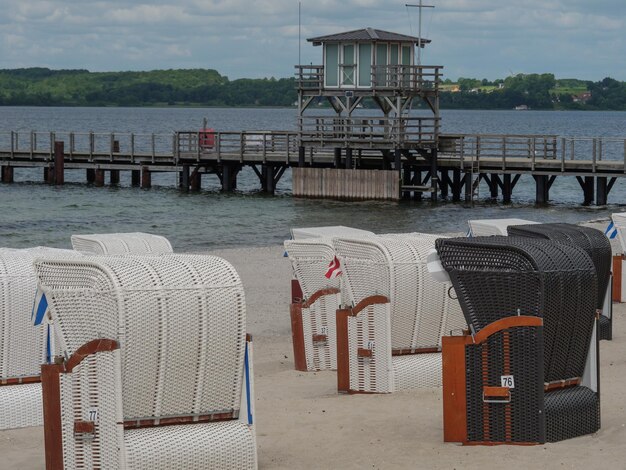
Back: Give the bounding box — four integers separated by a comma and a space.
199, 128, 215, 149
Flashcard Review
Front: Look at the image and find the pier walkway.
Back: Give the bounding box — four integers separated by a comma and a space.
0, 130, 625, 205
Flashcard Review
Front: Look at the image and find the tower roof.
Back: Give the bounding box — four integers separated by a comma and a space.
307, 28, 430, 46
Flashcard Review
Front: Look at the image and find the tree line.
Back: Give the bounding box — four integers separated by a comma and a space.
0, 68, 625, 110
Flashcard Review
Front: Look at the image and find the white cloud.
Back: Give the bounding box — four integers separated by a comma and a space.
0, 0, 623, 80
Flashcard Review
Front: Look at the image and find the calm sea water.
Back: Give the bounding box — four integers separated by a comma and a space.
1, 107, 625, 251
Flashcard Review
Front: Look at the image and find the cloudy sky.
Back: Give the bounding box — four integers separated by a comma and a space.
0, 0, 624, 81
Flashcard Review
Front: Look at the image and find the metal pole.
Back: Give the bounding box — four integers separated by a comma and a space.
406, 3, 434, 66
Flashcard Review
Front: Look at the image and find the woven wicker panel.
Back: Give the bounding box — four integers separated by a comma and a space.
392, 353, 442, 389
35, 254, 246, 421
60, 351, 121, 469
0, 383, 43, 429
71, 232, 173, 255
348, 303, 393, 393
436, 236, 597, 384
284, 239, 340, 299
465, 326, 545, 443
544, 386, 600, 442
335, 234, 464, 350
0, 247, 80, 380
301, 293, 340, 371
508, 223, 611, 311
468, 218, 538, 237
125, 421, 257, 469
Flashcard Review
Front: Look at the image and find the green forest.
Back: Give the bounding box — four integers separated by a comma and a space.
1, 68, 626, 110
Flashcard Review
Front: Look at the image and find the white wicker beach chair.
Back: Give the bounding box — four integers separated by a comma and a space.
70, 232, 173, 255
0, 247, 80, 430
290, 226, 375, 240
284, 238, 342, 371
35, 254, 257, 470
332, 234, 466, 393
467, 218, 538, 237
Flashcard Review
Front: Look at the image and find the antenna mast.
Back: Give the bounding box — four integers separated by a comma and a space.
406, 2, 434, 66
298, 2, 302, 66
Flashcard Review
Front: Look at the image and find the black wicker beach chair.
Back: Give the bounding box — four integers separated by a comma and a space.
507, 223, 613, 340
436, 236, 600, 445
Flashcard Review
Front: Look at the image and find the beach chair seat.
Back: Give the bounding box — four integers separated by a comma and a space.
467, 218, 538, 236
333, 234, 466, 393
507, 222, 613, 340
436, 236, 600, 444
70, 232, 173, 255
0, 247, 80, 430
35, 254, 257, 470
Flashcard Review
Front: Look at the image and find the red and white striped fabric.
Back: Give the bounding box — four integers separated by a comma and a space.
325, 256, 342, 279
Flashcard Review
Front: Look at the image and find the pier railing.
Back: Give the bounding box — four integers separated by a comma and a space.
0, 131, 175, 162
439, 134, 626, 173
298, 116, 439, 148
176, 131, 300, 162
295, 65, 442, 93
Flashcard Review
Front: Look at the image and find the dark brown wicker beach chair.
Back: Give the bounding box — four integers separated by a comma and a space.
436, 236, 600, 444
507, 223, 613, 340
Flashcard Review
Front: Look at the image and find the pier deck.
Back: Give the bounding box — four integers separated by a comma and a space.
1, 130, 625, 204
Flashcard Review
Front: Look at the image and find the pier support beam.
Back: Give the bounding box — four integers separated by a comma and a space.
413, 170, 422, 201
452, 169, 461, 202
334, 148, 342, 168
222, 163, 239, 192
394, 149, 402, 172
131, 170, 140, 187
430, 149, 438, 202
402, 165, 411, 200
464, 174, 472, 203
439, 170, 449, 199
489, 174, 498, 199
1, 166, 14, 183
180, 164, 190, 192
345, 148, 353, 169
190, 169, 201, 191
502, 174, 513, 204
576, 176, 594, 205
110, 170, 120, 185
596, 177, 608, 206
53, 141, 64, 185
86, 169, 95, 184
534, 175, 549, 205
94, 169, 105, 187
298, 146, 305, 167
141, 166, 151, 189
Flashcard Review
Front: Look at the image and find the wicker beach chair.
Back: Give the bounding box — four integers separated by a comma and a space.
332, 234, 466, 393
507, 223, 613, 340
71, 232, 173, 255
0, 247, 80, 430
35, 254, 257, 469
284, 226, 375, 372
284, 238, 342, 371
467, 218, 538, 237
436, 236, 600, 444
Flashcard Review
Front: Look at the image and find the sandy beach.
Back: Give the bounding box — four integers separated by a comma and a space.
1, 243, 625, 469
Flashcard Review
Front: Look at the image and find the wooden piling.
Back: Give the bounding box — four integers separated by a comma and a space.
263, 164, 275, 194
131, 170, 140, 187
141, 166, 151, 189
503, 174, 512, 204
298, 146, 305, 167
584, 176, 594, 205
52, 141, 65, 185
94, 169, 105, 187
452, 169, 461, 202
190, 170, 201, 191
534, 175, 549, 204
413, 170, 422, 201
181, 164, 190, 192
394, 149, 402, 171
430, 149, 438, 202
489, 173, 498, 199
110, 170, 120, 185
345, 148, 353, 169
596, 177, 608, 206
86, 169, 95, 183
1, 166, 13, 183
334, 148, 341, 168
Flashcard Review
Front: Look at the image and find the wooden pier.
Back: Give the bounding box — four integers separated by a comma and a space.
1, 129, 626, 205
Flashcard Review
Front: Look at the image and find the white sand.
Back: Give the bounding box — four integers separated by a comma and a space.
1, 244, 625, 469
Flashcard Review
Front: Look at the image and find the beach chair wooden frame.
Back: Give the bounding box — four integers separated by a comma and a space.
332, 234, 466, 394
35, 255, 257, 470
437, 236, 600, 444
70, 232, 173, 255
0, 247, 80, 431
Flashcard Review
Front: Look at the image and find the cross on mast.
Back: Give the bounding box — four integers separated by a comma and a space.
406, 2, 434, 66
